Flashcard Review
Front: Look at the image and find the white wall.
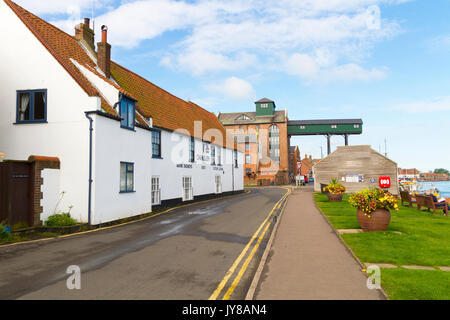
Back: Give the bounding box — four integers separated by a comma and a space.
151, 129, 244, 202
0, 1, 98, 224
91, 115, 152, 224
40, 168, 61, 222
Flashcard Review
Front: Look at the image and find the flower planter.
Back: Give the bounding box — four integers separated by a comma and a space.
356, 208, 391, 232
327, 193, 343, 202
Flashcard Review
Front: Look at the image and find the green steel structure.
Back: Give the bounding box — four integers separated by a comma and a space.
287, 119, 363, 155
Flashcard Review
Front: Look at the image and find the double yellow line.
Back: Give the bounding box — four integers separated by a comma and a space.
209, 187, 291, 300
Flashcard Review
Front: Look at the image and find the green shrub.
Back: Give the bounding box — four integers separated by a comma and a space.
0, 222, 12, 241
45, 213, 78, 227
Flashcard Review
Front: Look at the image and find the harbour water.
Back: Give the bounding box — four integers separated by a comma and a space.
417, 181, 450, 198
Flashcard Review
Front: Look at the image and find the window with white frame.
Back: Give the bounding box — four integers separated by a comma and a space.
182, 176, 193, 201
269, 125, 280, 163
245, 143, 250, 151
261, 103, 268, 108
215, 175, 222, 194
353, 124, 360, 128
245, 155, 251, 164
331, 125, 337, 129
151, 176, 161, 205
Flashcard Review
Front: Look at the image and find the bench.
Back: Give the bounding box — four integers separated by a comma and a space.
400, 191, 416, 207
415, 194, 448, 215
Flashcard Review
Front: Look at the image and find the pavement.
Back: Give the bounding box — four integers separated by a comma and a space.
0, 188, 285, 300
253, 186, 385, 300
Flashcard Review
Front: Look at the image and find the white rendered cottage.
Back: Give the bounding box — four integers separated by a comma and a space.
0, 0, 243, 226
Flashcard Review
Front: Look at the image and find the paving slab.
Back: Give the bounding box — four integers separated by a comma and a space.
364, 263, 398, 269
254, 187, 384, 300
439, 266, 450, 272
402, 265, 436, 271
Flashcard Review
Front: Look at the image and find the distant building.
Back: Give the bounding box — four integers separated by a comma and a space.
313, 145, 399, 195
420, 172, 449, 181
218, 98, 290, 185
398, 168, 420, 180
288, 146, 301, 182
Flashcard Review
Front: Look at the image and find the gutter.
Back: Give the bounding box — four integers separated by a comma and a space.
85, 112, 94, 228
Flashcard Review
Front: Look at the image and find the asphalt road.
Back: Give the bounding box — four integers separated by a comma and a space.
0, 187, 286, 300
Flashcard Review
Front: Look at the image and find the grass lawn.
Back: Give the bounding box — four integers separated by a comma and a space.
314, 193, 450, 300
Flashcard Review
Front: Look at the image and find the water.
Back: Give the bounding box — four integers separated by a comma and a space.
417, 181, 450, 197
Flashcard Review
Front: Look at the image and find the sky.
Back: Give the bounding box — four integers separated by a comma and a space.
14, 0, 450, 172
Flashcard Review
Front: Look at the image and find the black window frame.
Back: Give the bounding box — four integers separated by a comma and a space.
120, 162, 135, 193
189, 137, 195, 163
152, 130, 162, 159
16, 89, 47, 124
211, 145, 216, 165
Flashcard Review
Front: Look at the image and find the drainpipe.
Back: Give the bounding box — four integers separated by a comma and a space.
85, 112, 93, 228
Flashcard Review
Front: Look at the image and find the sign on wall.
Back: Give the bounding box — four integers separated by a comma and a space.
379, 176, 391, 188
344, 174, 364, 183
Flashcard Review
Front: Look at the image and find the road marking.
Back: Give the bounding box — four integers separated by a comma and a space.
0, 190, 251, 249
208, 187, 291, 300
223, 190, 290, 300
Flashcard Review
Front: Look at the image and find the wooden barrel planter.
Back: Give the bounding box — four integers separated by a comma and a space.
327, 193, 343, 202
356, 209, 391, 232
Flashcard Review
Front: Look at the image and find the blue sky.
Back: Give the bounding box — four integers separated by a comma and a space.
16, 0, 450, 172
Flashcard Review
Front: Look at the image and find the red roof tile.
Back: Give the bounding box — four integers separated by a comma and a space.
5, 0, 231, 147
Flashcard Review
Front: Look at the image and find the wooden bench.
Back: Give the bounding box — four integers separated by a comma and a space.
400, 191, 416, 207
415, 194, 448, 215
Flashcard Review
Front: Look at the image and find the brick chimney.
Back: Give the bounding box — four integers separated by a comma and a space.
75, 18, 95, 52
97, 25, 111, 78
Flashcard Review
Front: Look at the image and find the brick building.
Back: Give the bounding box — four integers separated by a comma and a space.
420, 172, 449, 181
218, 98, 290, 185
288, 146, 301, 182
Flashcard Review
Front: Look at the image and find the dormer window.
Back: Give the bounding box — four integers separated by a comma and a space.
120, 95, 135, 130
237, 114, 251, 120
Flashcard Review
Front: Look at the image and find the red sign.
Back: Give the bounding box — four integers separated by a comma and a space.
379, 176, 391, 188
297, 162, 302, 169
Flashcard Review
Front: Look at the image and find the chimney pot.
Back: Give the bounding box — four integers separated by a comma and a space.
101, 25, 108, 43
97, 25, 111, 78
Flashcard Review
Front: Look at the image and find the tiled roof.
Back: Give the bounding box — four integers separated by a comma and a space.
6, 0, 231, 146
255, 98, 274, 103
4, 0, 122, 117
218, 111, 286, 125
110, 62, 229, 147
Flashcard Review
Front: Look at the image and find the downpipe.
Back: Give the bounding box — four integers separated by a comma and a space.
85, 112, 93, 229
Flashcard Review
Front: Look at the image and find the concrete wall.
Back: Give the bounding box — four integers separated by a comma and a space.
40, 168, 60, 222
313, 145, 399, 195
0, 1, 98, 223
151, 129, 243, 202
91, 114, 152, 224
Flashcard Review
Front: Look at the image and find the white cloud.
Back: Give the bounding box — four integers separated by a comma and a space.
285, 53, 387, 82
15, 0, 113, 15
208, 77, 256, 100
19, 0, 406, 79
390, 96, 450, 113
